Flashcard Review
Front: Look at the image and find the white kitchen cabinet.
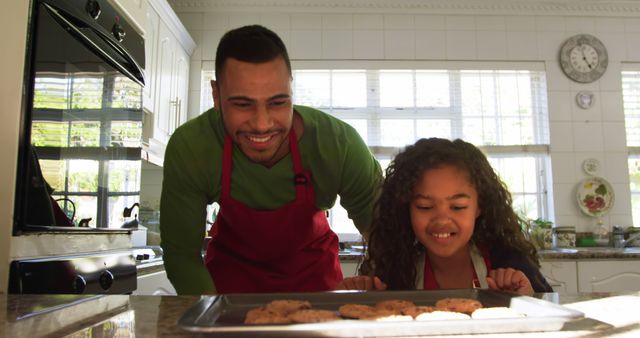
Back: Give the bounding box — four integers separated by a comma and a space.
143, 0, 195, 163
135, 270, 177, 295
540, 260, 578, 295
108, 0, 147, 36
577, 260, 640, 293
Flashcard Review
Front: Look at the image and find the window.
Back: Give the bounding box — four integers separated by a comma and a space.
201, 62, 552, 241
293, 63, 550, 241
623, 69, 640, 226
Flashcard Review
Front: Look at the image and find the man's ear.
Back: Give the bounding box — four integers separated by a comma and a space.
211, 80, 220, 109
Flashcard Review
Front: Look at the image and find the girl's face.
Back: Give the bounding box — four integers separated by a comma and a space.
410, 164, 481, 258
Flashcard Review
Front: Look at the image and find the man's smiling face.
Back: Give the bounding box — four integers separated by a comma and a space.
212, 57, 293, 167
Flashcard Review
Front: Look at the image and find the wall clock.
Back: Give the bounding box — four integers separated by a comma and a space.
559, 34, 608, 83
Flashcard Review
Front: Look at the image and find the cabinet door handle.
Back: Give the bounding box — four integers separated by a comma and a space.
175, 98, 181, 130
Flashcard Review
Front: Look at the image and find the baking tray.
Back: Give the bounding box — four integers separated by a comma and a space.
178, 289, 584, 337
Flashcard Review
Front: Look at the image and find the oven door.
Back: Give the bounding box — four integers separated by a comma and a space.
15, 0, 145, 233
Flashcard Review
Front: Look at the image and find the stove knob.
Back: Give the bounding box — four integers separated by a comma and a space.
85, 0, 101, 20
99, 270, 114, 290
73, 275, 87, 294
112, 22, 126, 42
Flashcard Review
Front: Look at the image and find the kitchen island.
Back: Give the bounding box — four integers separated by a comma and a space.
2, 291, 639, 337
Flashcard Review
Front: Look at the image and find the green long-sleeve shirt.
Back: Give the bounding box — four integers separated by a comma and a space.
160, 105, 382, 294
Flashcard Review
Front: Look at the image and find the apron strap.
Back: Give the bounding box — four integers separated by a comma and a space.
221, 135, 233, 198
415, 251, 425, 290
288, 129, 308, 201
470, 243, 489, 289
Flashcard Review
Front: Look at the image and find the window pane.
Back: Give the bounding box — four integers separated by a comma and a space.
110, 75, 142, 109
380, 70, 413, 107
512, 194, 539, 220
501, 117, 534, 145
380, 119, 415, 147
67, 160, 99, 192
70, 122, 100, 147
416, 120, 451, 139
329, 196, 357, 235
71, 75, 103, 109
491, 157, 538, 193
332, 70, 367, 107
463, 117, 497, 145
112, 121, 143, 147
69, 195, 97, 227
33, 75, 68, 109
416, 70, 450, 107
109, 196, 140, 228
293, 70, 331, 107
629, 158, 640, 225
623, 71, 640, 146
343, 119, 368, 142
31, 122, 69, 147
108, 160, 141, 192
40, 160, 67, 192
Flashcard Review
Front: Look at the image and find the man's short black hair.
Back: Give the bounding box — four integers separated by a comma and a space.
215, 25, 292, 84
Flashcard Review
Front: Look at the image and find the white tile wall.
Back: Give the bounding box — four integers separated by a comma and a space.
171, 9, 640, 231
384, 30, 415, 59
322, 30, 354, 59
506, 31, 538, 60
353, 14, 384, 30
415, 30, 446, 59
572, 122, 604, 152
476, 31, 507, 60
353, 30, 384, 59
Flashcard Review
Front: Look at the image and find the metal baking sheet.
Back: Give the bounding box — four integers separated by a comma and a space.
178, 289, 584, 337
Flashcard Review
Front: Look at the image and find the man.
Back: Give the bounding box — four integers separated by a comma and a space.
160, 25, 382, 295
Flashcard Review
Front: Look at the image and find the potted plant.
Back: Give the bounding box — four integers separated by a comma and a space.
529, 218, 553, 250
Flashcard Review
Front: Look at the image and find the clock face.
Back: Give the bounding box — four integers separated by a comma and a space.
559, 34, 608, 83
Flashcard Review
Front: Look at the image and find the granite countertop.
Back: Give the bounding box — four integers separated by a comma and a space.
339, 247, 640, 262
3, 292, 640, 337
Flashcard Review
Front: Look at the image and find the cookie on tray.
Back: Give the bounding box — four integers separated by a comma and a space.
244, 306, 292, 324
414, 310, 471, 321
264, 299, 312, 316
435, 298, 483, 314
338, 304, 378, 319
288, 309, 342, 323
375, 299, 416, 313
471, 307, 525, 319
401, 306, 436, 318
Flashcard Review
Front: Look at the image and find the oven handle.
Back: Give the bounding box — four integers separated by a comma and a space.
41, 2, 145, 87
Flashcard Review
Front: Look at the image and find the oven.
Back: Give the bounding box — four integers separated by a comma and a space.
14, 0, 145, 233
9, 251, 137, 294
10, 0, 145, 294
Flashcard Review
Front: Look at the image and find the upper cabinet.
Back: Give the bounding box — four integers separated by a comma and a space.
143, 0, 195, 166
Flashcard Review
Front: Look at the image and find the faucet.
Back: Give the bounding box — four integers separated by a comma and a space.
122, 203, 140, 229
622, 231, 640, 247
612, 226, 640, 248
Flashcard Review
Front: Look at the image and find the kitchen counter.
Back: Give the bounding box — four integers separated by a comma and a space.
3, 292, 640, 337
339, 247, 640, 262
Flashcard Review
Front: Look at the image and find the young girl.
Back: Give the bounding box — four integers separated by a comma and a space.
337, 138, 552, 295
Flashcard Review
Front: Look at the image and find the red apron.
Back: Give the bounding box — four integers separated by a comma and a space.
204, 129, 343, 293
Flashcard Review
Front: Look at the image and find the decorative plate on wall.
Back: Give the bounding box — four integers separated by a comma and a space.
576, 176, 614, 217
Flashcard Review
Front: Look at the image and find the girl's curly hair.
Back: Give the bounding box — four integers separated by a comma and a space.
359, 138, 539, 289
